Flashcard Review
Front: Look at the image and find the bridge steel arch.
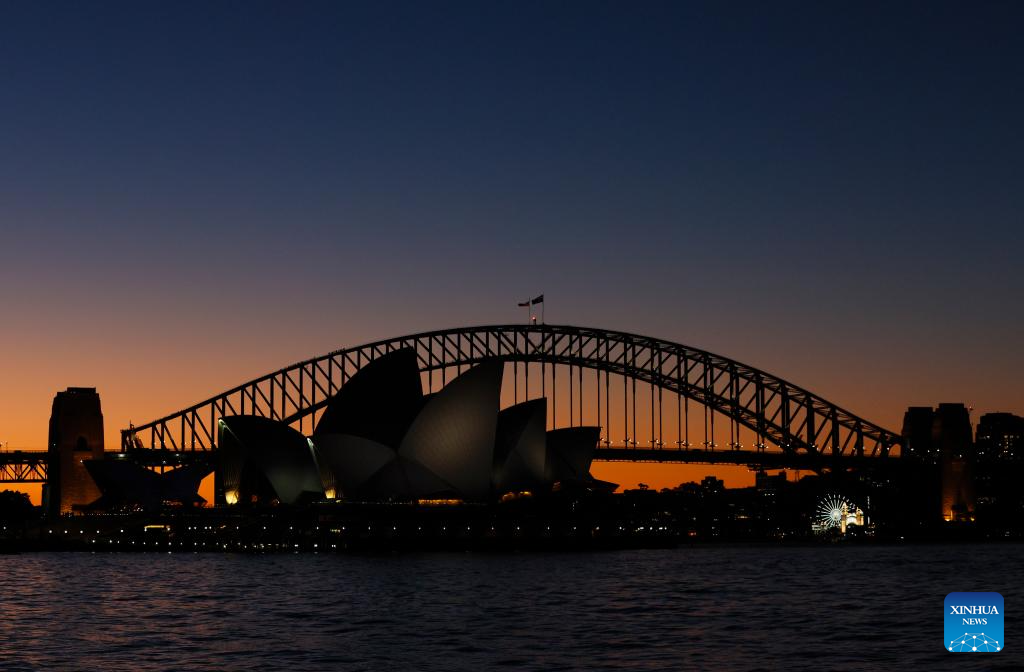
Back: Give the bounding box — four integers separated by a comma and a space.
122, 324, 901, 461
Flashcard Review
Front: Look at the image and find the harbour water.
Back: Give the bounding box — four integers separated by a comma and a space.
1, 545, 1020, 671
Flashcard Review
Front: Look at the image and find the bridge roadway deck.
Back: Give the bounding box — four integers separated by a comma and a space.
0, 449, 213, 483
0, 444, 887, 483
594, 446, 886, 470
0, 451, 48, 482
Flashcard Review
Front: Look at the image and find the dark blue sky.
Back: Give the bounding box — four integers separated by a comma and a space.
1, 2, 1022, 450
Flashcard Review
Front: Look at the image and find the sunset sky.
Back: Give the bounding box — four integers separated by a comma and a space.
2, 2, 1022, 502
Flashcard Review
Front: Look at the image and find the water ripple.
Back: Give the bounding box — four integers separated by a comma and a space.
0, 545, 1020, 670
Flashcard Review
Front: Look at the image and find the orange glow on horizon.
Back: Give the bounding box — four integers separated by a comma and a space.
5, 462, 770, 507
590, 462, 757, 491
4, 335, 1019, 508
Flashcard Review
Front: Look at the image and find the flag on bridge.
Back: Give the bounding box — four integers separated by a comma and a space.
518, 295, 545, 323
518, 298, 531, 323
531, 294, 545, 323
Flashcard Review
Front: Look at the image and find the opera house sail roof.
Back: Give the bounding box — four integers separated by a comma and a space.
398, 360, 503, 502
545, 427, 602, 483
219, 416, 326, 505
84, 458, 210, 510
313, 347, 424, 446
493, 399, 547, 494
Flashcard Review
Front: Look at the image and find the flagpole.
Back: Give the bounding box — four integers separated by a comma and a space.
525, 294, 544, 324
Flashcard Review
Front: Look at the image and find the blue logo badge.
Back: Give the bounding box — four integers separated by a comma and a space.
945, 592, 1003, 653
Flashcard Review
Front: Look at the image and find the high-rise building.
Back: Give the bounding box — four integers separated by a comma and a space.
932, 403, 974, 522
975, 412, 1024, 462
899, 403, 974, 460
754, 470, 787, 492
45, 387, 104, 516
932, 403, 974, 461
901, 406, 937, 460
701, 475, 724, 495
900, 403, 975, 522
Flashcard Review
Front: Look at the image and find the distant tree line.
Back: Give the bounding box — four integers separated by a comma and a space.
0, 490, 36, 523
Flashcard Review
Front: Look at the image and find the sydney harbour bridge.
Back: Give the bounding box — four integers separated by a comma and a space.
1, 324, 901, 484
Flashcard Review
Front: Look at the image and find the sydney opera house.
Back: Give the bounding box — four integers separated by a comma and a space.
216, 348, 611, 507
74, 349, 608, 511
